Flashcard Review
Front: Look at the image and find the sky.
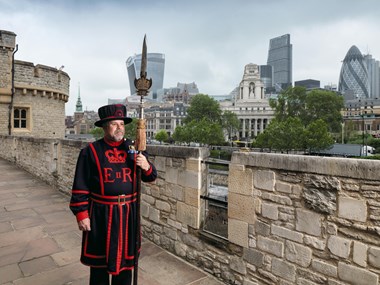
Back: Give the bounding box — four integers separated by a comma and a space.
1, 0, 380, 115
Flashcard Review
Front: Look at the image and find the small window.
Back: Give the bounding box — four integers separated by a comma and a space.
14, 108, 29, 129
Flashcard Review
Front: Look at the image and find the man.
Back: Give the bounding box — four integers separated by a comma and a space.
70, 104, 157, 285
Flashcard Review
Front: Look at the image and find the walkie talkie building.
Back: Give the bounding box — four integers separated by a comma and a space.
338, 45, 370, 99
126, 53, 165, 100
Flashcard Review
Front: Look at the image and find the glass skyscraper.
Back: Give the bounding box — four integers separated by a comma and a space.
267, 34, 292, 92
364, 54, 380, 99
338, 46, 370, 99
126, 53, 165, 100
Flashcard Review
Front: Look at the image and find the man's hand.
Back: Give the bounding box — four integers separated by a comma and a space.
136, 153, 151, 171
78, 218, 91, 231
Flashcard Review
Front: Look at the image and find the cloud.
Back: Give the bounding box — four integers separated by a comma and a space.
1, 0, 380, 115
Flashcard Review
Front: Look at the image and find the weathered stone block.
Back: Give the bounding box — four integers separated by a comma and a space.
254, 170, 275, 192
285, 240, 312, 267
353, 241, 367, 267
261, 202, 278, 220
186, 158, 200, 172
230, 255, 247, 275
338, 262, 378, 285
257, 235, 283, 257
296, 209, 322, 237
303, 236, 326, 250
271, 224, 303, 243
228, 218, 248, 248
328, 236, 351, 258
368, 246, 380, 269
338, 196, 367, 222
276, 181, 292, 194
165, 167, 178, 184
156, 200, 171, 212
178, 169, 200, 189
271, 257, 296, 282
229, 193, 256, 224
154, 156, 166, 172
311, 259, 337, 277
184, 187, 199, 208
229, 164, 253, 196
177, 202, 199, 229
255, 220, 270, 236
243, 248, 264, 267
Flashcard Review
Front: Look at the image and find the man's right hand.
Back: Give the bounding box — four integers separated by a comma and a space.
78, 218, 91, 231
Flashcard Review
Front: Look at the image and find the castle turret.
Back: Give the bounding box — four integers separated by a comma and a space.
0, 30, 16, 102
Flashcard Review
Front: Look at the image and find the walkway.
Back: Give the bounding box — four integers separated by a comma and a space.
0, 158, 225, 285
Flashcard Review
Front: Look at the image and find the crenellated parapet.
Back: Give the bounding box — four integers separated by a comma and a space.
14, 60, 70, 102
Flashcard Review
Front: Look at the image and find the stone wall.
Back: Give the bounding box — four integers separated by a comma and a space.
0, 29, 69, 138
1, 135, 380, 285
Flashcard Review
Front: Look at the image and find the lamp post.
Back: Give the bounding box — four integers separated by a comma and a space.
341, 121, 345, 144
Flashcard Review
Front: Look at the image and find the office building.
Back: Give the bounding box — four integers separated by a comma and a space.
258, 65, 274, 94
267, 34, 292, 92
126, 53, 165, 100
338, 45, 370, 100
295, 79, 320, 89
364, 54, 380, 99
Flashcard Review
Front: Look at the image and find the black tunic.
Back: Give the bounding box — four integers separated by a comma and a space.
69, 138, 157, 275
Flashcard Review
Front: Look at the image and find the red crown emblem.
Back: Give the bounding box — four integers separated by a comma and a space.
105, 148, 127, 163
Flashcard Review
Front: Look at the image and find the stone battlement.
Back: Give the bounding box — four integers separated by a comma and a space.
1, 135, 380, 285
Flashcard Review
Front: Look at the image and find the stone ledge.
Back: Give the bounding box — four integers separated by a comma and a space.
232, 152, 380, 181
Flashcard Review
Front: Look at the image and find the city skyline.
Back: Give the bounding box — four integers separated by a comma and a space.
1, 0, 380, 115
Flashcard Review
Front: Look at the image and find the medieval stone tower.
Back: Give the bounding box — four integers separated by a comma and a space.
0, 30, 70, 138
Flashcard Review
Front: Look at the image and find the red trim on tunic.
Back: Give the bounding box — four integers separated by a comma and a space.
116, 204, 123, 274
76, 211, 89, 222
104, 137, 124, 147
89, 143, 105, 196
106, 205, 113, 262
72, 190, 90, 194
143, 163, 153, 176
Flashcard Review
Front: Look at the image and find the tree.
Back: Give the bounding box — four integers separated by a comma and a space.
90, 127, 104, 140
305, 119, 334, 151
185, 94, 222, 124
173, 94, 225, 146
221, 110, 240, 141
304, 89, 344, 132
270, 87, 344, 132
255, 118, 305, 152
155, 130, 169, 144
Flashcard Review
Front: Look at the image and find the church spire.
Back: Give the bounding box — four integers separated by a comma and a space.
75, 83, 83, 112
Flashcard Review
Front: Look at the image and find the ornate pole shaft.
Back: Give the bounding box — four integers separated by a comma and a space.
133, 35, 152, 285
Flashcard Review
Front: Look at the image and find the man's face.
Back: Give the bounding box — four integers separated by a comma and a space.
103, 120, 125, 142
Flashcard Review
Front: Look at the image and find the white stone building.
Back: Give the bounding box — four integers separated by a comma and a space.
220, 63, 274, 140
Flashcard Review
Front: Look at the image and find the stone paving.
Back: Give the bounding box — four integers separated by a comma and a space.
0, 158, 226, 285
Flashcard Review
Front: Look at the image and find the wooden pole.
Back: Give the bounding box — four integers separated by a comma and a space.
133, 35, 151, 285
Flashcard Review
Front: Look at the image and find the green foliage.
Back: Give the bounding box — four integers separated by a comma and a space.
155, 130, 169, 143
304, 89, 344, 132
305, 119, 335, 151
222, 110, 240, 140
263, 87, 342, 151
124, 119, 137, 140
89, 127, 104, 140
173, 94, 225, 146
173, 119, 225, 146
185, 94, 222, 124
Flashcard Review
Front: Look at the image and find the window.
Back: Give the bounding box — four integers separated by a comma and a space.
14, 108, 28, 129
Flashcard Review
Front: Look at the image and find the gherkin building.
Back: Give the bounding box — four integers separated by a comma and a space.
338, 45, 370, 99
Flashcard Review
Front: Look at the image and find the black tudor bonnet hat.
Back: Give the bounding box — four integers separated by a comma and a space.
94, 104, 132, 127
